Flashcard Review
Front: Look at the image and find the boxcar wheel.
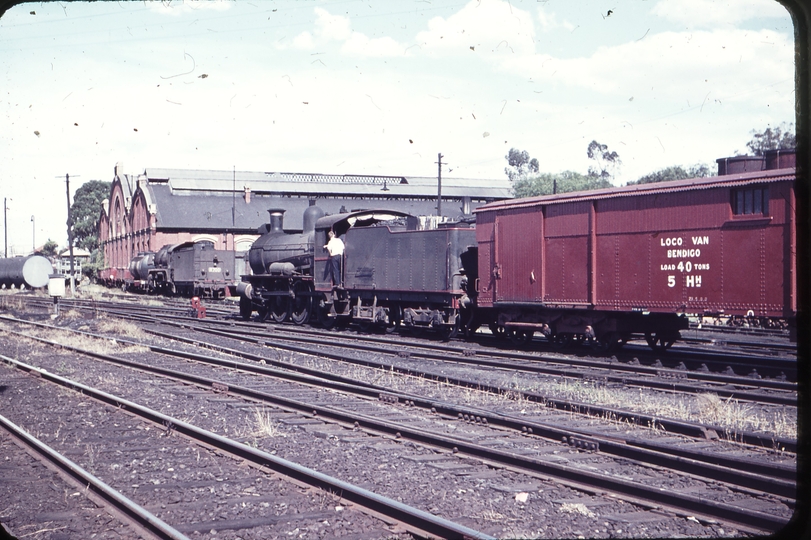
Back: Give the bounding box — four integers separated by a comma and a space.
645, 332, 676, 352
488, 323, 507, 340
507, 328, 533, 347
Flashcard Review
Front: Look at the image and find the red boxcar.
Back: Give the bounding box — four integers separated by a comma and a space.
472, 165, 796, 351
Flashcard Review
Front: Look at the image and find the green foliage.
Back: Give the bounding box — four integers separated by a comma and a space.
513, 171, 613, 198
744, 122, 796, 156
83, 248, 105, 280
586, 140, 621, 180
69, 180, 110, 251
38, 239, 59, 257
504, 148, 539, 182
628, 163, 714, 185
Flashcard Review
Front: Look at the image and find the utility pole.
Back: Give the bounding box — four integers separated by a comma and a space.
436, 153, 444, 217
31, 215, 35, 252
3, 197, 7, 258
59, 173, 79, 295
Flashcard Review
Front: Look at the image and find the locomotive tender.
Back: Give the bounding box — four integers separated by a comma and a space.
239, 207, 476, 337
126, 241, 235, 298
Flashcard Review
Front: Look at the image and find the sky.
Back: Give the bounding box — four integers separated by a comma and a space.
0, 0, 796, 254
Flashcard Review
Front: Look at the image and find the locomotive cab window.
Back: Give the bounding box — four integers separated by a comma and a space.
732, 186, 768, 216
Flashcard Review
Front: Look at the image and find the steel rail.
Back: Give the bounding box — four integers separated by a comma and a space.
0, 354, 495, 540
165, 321, 798, 452
0, 315, 797, 461
25, 297, 797, 380
0, 413, 189, 540
1, 313, 796, 455
0, 340, 792, 533
1, 320, 796, 504
69, 306, 796, 404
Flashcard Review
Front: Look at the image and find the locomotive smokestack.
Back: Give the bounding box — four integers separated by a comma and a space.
267, 209, 286, 233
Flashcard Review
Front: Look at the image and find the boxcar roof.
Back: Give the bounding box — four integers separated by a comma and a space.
475, 166, 796, 213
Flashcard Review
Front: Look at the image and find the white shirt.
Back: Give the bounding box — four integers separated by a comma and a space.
326, 236, 344, 257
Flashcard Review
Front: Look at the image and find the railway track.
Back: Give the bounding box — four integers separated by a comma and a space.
0, 312, 796, 536
17, 294, 798, 382
0, 353, 493, 539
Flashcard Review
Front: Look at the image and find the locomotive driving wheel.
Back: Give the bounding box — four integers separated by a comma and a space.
290, 282, 312, 325
269, 295, 290, 323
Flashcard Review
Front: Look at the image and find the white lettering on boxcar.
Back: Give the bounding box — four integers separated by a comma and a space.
667, 248, 701, 258
685, 275, 702, 288
658, 232, 710, 290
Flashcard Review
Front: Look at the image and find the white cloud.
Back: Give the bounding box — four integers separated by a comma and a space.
415, 0, 537, 56
651, 0, 789, 27
521, 28, 793, 104
147, 0, 232, 17
536, 7, 576, 32
286, 7, 406, 56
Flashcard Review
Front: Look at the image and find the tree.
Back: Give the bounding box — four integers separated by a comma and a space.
513, 171, 612, 198
69, 180, 110, 251
586, 140, 621, 180
628, 163, 714, 186
744, 122, 796, 156
504, 148, 539, 182
38, 239, 59, 258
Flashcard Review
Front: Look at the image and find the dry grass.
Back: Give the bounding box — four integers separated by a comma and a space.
283, 350, 796, 441
96, 318, 143, 339
253, 407, 285, 438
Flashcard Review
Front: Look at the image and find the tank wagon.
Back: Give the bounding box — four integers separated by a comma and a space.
239, 207, 477, 337
469, 165, 796, 351
0, 255, 53, 289
126, 241, 235, 298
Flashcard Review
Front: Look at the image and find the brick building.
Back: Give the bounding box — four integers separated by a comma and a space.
98, 163, 511, 283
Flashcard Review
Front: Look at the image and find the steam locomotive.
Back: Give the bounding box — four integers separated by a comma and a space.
127, 241, 235, 298
238, 206, 475, 338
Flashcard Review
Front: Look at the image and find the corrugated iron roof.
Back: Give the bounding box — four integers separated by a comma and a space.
143, 168, 511, 199
475, 167, 796, 213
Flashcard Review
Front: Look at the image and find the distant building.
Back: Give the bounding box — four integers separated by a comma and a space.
55, 247, 91, 279
98, 163, 511, 283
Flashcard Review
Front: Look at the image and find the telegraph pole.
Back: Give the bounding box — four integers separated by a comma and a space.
436, 153, 443, 217
59, 173, 79, 295
3, 197, 7, 258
